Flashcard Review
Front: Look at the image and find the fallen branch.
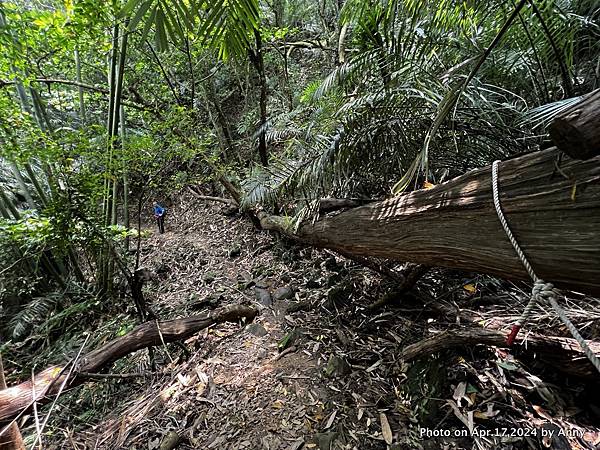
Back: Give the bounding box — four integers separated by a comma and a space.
0, 305, 257, 423
191, 194, 236, 205
187, 187, 237, 205
400, 327, 600, 379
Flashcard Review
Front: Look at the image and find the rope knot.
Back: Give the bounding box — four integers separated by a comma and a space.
493, 161, 600, 374
532, 280, 554, 302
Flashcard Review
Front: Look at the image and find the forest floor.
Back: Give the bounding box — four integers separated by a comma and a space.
34, 191, 600, 450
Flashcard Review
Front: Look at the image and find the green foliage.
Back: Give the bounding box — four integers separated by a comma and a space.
0, 0, 598, 365
242, 0, 599, 218
119, 0, 261, 58
262, 25, 296, 42
119, 0, 197, 51
8, 293, 60, 340
198, 0, 260, 59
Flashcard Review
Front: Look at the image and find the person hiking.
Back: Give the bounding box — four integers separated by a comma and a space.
153, 202, 166, 234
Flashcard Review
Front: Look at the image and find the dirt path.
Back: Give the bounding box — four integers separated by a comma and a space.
81, 195, 371, 449
67, 193, 600, 450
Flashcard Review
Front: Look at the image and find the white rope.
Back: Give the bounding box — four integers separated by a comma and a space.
491, 160, 600, 375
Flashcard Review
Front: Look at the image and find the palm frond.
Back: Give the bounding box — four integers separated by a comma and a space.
9, 293, 61, 340
120, 0, 198, 51
245, 0, 596, 219
120, 0, 260, 57
520, 95, 584, 130
198, 0, 260, 60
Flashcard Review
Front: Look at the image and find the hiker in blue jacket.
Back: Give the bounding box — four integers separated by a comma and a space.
153, 202, 166, 234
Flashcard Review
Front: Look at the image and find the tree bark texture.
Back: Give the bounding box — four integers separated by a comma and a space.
0, 354, 24, 450
319, 197, 375, 213
0, 305, 257, 424
261, 147, 600, 295
549, 89, 600, 160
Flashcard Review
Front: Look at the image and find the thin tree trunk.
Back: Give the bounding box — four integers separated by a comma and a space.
203, 79, 235, 159
207, 78, 234, 150
253, 28, 269, 166
29, 88, 51, 132
100, 20, 129, 294
108, 21, 129, 293
272, 0, 283, 27
337, 23, 349, 65
22, 164, 48, 207
99, 22, 121, 295
121, 105, 130, 250
0, 201, 10, 219
7, 162, 35, 210
183, 34, 195, 106
0, 190, 19, 220
526, 0, 574, 97
270, 42, 293, 112
146, 40, 181, 105
135, 191, 145, 271
110, 19, 129, 184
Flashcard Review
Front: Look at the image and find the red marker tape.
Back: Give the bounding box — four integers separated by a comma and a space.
506, 324, 521, 346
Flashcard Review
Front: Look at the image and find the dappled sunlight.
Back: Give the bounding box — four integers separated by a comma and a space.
371, 171, 489, 222
1, 0, 599, 448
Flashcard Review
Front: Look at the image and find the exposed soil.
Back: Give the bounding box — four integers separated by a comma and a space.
29, 192, 600, 450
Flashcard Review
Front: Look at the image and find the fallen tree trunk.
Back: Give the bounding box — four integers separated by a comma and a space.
319, 198, 375, 213
549, 89, 600, 160
186, 186, 237, 206
0, 305, 257, 424
260, 147, 600, 295
400, 327, 600, 379
0, 355, 24, 450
